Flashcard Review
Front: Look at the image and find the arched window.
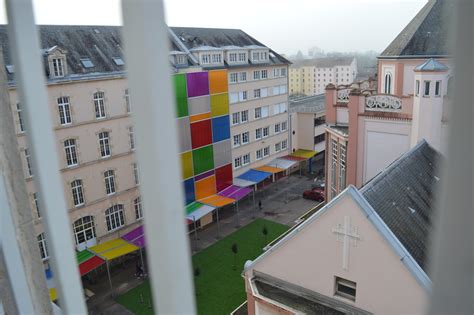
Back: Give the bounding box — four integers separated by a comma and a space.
37, 233, 48, 260
384, 73, 392, 94
105, 204, 125, 231
73, 216, 96, 246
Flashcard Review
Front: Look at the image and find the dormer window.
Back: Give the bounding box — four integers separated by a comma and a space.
251, 49, 269, 63
52, 58, 65, 77
80, 58, 94, 68
229, 53, 237, 63
238, 52, 246, 62
176, 55, 187, 65
201, 54, 211, 64
252, 52, 260, 62
211, 53, 222, 63
113, 57, 124, 66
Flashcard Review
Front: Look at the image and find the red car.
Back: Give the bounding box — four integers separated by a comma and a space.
302, 188, 325, 202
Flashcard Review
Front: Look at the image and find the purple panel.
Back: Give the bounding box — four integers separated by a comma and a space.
132, 236, 145, 248
187, 72, 209, 97
122, 225, 144, 242
218, 185, 252, 201
194, 170, 214, 181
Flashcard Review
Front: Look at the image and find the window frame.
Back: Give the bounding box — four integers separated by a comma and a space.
105, 204, 125, 232
424, 80, 431, 97
134, 196, 143, 220
93, 91, 106, 119
37, 233, 49, 260
57, 96, 72, 125
64, 138, 78, 167
98, 131, 111, 158
71, 179, 85, 207
104, 170, 116, 195
334, 277, 357, 301
435, 80, 442, 97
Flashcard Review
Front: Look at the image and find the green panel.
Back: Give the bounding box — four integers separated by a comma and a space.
185, 201, 202, 214
192, 145, 214, 175
174, 74, 188, 117
210, 93, 229, 117
77, 250, 94, 264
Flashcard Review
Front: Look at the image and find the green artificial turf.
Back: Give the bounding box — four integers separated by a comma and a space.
117, 218, 289, 315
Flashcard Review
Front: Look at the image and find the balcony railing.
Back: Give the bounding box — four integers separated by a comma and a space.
365, 94, 402, 112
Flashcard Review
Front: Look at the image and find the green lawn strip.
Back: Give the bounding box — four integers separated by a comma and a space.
117, 218, 289, 315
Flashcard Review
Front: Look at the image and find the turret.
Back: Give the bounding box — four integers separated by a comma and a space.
410, 58, 449, 150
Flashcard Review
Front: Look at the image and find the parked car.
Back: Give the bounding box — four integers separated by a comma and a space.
303, 188, 325, 202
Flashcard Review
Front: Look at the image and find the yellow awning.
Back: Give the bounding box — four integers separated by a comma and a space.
290, 149, 317, 159
50, 288, 57, 301
254, 166, 285, 174
89, 238, 140, 261
199, 194, 235, 207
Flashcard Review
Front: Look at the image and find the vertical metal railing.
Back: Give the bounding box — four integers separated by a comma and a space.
4, 0, 87, 313
121, 0, 196, 313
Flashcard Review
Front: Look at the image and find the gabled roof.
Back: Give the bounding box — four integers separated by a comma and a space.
360, 140, 441, 272
290, 57, 354, 68
245, 141, 440, 291
414, 58, 449, 72
380, 0, 453, 58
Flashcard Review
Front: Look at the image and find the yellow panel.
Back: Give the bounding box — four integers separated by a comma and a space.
101, 243, 140, 260
195, 176, 216, 200
210, 94, 229, 117
199, 194, 235, 207
290, 149, 317, 159
189, 112, 211, 123
50, 288, 57, 301
89, 238, 125, 254
255, 166, 285, 174
209, 70, 228, 94
181, 151, 194, 179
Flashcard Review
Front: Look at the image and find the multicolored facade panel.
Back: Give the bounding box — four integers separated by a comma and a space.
175, 70, 233, 205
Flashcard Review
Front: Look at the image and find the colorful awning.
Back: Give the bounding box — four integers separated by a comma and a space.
186, 203, 216, 221
289, 149, 317, 159
122, 225, 145, 248
77, 250, 105, 276
237, 169, 272, 184
281, 155, 306, 162
199, 194, 235, 207
218, 185, 252, 201
185, 201, 203, 214
233, 177, 256, 187
266, 158, 298, 170
89, 238, 140, 261
254, 165, 285, 174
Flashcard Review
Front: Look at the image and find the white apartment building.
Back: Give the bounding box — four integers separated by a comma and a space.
289, 57, 357, 96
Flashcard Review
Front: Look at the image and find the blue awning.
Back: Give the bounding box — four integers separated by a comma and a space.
237, 169, 272, 184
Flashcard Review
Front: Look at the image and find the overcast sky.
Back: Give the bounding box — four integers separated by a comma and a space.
0, 0, 427, 55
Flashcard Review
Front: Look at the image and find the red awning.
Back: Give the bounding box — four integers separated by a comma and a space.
79, 255, 105, 276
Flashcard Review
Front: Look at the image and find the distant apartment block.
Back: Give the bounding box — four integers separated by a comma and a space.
289, 57, 357, 96
0, 25, 290, 268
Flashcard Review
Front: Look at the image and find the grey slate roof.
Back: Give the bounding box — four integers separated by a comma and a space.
170, 26, 290, 66
414, 58, 449, 72
380, 0, 454, 58
289, 94, 325, 113
290, 57, 354, 68
360, 140, 441, 272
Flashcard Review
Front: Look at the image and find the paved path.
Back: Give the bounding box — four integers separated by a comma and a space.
87, 173, 321, 314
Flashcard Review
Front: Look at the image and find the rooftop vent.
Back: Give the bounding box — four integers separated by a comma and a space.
80, 58, 94, 68
5, 64, 14, 74
113, 57, 124, 66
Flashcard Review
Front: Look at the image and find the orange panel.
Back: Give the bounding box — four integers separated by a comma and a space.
195, 175, 216, 200
199, 194, 235, 207
209, 70, 228, 94
190, 112, 212, 123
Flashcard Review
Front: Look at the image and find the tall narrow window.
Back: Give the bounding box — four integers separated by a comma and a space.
263, 126, 269, 138
52, 58, 64, 77
24, 148, 32, 177
339, 143, 347, 192
281, 139, 288, 150
71, 179, 85, 207
232, 112, 240, 125
16, 103, 25, 132
331, 139, 338, 198
255, 128, 262, 140
435, 81, 442, 96
125, 88, 131, 113
254, 107, 262, 119
94, 91, 106, 119
242, 132, 249, 144
256, 149, 263, 160
33, 192, 40, 218
37, 233, 49, 260
233, 134, 241, 148
57, 96, 72, 125
234, 156, 242, 169
104, 170, 116, 195
129, 127, 135, 150
105, 204, 125, 231
424, 81, 431, 96
243, 153, 250, 165
64, 139, 78, 167
98, 131, 111, 158
134, 197, 143, 220
263, 146, 270, 157
415, 80, 420, 96
133, 163, 139, 185
241, 110, 249, 123
384, 73, 392, 94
